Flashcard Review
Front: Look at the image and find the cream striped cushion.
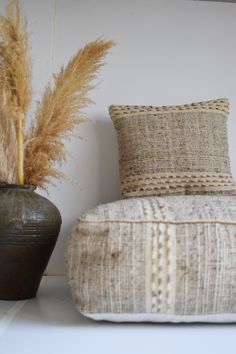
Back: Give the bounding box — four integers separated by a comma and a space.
67, 195, 236, 322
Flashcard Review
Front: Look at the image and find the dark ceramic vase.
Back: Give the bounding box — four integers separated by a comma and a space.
0, 184, 62, 300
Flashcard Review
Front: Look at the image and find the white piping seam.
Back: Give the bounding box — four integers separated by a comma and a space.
81, 311, 236, 323
79, 218, 236, 225
0, 301, 27, 339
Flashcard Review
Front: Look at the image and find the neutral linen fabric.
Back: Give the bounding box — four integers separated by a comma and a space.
84, 313, 236, 323
67, 195, 236, 322
109, 99, 236, 198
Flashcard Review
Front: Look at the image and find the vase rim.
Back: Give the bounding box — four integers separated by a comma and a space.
0, 184, 36, 191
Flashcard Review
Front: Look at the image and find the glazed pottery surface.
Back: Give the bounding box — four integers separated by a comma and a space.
0, 184, 62, 300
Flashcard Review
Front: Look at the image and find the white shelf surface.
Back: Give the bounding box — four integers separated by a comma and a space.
0, 276, 236, 354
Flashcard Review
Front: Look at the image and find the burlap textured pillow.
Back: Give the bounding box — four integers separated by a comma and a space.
109, 98, 236, 198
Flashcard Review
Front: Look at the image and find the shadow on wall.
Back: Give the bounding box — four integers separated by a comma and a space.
91, 116, 121, 205
64, 114, 121, 210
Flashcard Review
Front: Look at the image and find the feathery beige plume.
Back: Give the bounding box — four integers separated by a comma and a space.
0, 99, 17, 184
0, 0, 32, 184
24, 39, 114, 187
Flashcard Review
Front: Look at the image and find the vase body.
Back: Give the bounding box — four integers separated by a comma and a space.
0, 185, 62, 300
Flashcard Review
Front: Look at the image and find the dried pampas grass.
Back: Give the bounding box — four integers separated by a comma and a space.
24, 40, 114, 187
0, 0, 32, 184
0, 0, 114, 188
0, 103, 17, 184
0, 0, 32, 117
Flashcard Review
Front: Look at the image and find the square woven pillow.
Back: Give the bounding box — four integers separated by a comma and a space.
109, 98, 236, 198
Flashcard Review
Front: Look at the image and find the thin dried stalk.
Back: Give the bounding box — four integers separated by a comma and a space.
0, 103, 17, 184
0, 0, 32, 184
24, 39, 114, 187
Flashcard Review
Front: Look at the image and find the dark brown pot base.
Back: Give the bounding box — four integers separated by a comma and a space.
0, 242, 57, 300
0, 185, 62, 300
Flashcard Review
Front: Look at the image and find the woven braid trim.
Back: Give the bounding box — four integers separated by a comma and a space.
121, 173, 236, 197
122, 172, 235, 183
109, 98, 229, 121
150, 223, 175, 313
79, 218, 236, 225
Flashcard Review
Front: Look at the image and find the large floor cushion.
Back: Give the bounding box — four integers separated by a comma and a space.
67, 196, 236, 322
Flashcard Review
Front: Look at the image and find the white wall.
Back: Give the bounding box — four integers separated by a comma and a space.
1, 0, 236, 274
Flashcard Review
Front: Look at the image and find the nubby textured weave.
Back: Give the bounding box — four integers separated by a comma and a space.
67, 196, 236, 322
67, 97, 236, 322
109, 99, 236, 198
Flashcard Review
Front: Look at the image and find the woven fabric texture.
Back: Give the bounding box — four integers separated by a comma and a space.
67, 195, 236, 322
109, 98, 236, 198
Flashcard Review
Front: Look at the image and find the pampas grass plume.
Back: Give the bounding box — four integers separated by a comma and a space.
0, 0, 114, 188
